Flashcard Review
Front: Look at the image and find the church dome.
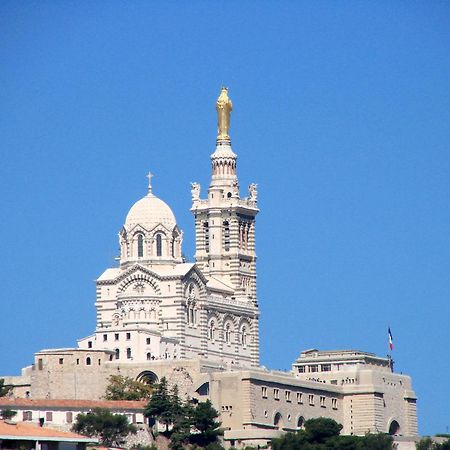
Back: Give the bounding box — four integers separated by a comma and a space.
125, 192, 177, 231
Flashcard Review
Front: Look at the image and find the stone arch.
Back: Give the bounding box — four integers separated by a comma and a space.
185, 271, 208, 298
388, 419, 400, 435
222, 314, 238, 328
274, 412, 283, 430
118, 273, 161, 295
137, 371, 159, 386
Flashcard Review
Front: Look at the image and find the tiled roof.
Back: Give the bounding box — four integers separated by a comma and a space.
0, 420, 97, 442
0, 399, 146, 410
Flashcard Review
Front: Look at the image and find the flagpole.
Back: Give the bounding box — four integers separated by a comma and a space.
388, 326, 394, 373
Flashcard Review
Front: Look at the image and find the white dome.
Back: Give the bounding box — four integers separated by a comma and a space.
124, 193, 177, 231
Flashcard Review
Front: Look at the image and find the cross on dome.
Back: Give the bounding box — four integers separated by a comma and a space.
146, 171, 154, 195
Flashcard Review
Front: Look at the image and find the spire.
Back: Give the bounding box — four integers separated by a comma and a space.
146, 171, 154, 196
216, 87, 233, 143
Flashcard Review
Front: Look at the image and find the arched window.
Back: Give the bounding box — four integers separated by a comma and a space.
274, 412, 283, 430
115, 348, 120, 360
225, 323, 232, 344
241, 326, 248, 346
86, 357, 91, 366
137, 234, 144, 257
146, 352, 151, 361
156, 234, 162, 256
209, 321, 216, 340
297, 416, 305, 429
126, 348, 132, 359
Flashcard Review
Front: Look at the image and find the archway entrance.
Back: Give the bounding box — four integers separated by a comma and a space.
388, 420, 400, 435
136, 370, 159, 386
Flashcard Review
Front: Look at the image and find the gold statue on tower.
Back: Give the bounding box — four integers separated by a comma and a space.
216, 87, 233, 141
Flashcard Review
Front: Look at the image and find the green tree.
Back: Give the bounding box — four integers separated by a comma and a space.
170, 399, 196, 450
72, 407, 136, 447
104, 375, 154, 400
417, 438, 450, 450
144, 377, 174, 432
304, 417, 342, 443
0, 379, 11, 397
361, 432, 393, 450
1, 409, 17, 420
272, 419, 393, 450
190, 400, 222, 447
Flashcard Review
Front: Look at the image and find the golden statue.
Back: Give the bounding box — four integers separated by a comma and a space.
216, 87, 233, 141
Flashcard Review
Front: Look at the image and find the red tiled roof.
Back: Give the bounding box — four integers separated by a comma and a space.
0, 399, 146, 410
0, 420, 97, 442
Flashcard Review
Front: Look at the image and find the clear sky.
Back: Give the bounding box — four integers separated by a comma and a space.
1, 1, 449, 436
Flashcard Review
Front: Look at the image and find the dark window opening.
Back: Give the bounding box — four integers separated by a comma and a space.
156, 234, 162, 256
137, 234, 144, 257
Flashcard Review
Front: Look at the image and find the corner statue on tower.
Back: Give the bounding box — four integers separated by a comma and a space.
216, 87, 233, 141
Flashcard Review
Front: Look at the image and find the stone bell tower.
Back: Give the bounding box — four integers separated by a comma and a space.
191, 88, 259, 303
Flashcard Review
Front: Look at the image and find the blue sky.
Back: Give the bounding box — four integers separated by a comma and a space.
1, 1, 449, 436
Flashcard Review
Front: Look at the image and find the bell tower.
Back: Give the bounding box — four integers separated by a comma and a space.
191, 88, 258, 303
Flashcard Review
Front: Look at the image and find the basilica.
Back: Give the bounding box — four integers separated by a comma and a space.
2, 89, 418, 447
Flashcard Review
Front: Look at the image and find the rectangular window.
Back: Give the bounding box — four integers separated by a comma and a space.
309, 394, 314, 405
321, 364, 331, 372
126, 332, 131, 340
88, 341, 92, 349
38, 359, 43, 370
274, 388, 279, 400
285, 390, 291, 402
59, 358, 64, 365
66, 412, 73, 423
46, 412, 53, 422
298, 366, 306, 373
320, 396, 326, 407
103, 334, 108, 342
309, 365, 318, 373
332, 398, 338, 410
297, 392, 303, 404
115, 333, 119, 341
76, 358, 80, 365
146, 337, 151, 345
261, 386, 267, 398
23, 411, 32, 421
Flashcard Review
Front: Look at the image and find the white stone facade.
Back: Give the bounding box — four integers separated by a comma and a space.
2, 90, 417, 447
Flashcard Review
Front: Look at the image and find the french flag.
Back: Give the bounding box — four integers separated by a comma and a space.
388, 327, 394, 351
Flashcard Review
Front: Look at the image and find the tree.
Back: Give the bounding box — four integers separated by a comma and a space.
72, 407, 136, 447
0, 379, 11, 397
104, 375, 154, 401
304, 417, 342, 443
144, 377, 174, 432
190, 400, 222, 447
417, 437, 450, 450
272, 419, 393, 450
1, 409, 17, 420
361, 433, 394, 450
